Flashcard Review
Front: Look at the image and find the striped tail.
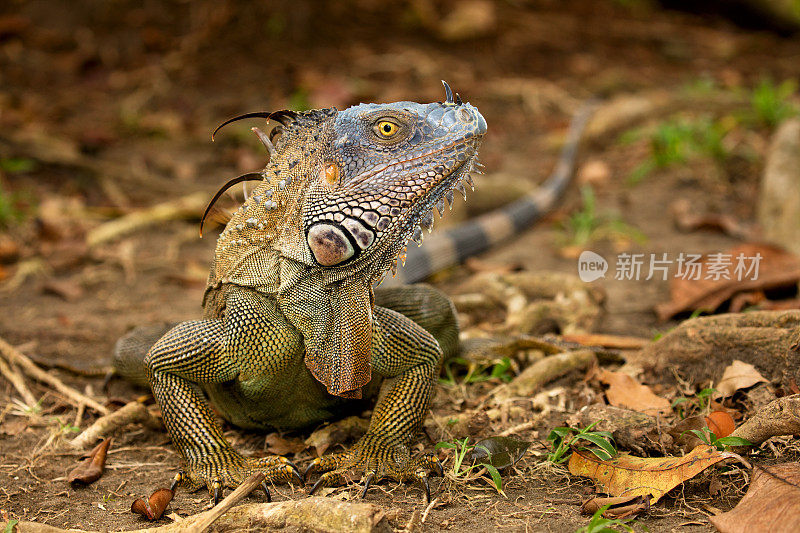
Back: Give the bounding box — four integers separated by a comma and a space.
391, 102, 596, 285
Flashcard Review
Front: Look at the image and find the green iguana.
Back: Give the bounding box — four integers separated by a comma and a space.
114, 82, 592, 503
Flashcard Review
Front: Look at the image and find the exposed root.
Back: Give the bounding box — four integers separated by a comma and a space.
730, 394, 800, 448
496, 349, 596, 399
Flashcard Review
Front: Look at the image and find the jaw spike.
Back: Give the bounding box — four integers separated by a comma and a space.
436, 198, 446, 216
465, 174, 475, 190
252, 127, 277, 158
420, 211, 434, 232
412, 226, 423, 245
242, 181, 249, 201
455, 181, 467, 200
441, 80, 455, 105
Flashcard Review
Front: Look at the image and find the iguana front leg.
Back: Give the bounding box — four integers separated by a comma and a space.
305, 304, 446, 499
144, 319, 301, 502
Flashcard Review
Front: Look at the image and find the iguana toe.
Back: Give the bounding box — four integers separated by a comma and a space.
179, 451, 302, 501
304, 435, 442, 501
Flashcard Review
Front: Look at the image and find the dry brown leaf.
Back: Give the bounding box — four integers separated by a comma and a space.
568, 444, 742, 504
656, 243, 800, 320
598, 368, 671, 416
131, 488, 174, 521
710, 463, 800, 533
67, 438, 112, 486
716, 360, 768, 398
668, 415, 710, 453
265, 433, 307, 456
304, 416, 369, 457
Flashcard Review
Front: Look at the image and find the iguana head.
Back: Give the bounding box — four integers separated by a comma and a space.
207, 82, 486, 285
296, 81, 487, 281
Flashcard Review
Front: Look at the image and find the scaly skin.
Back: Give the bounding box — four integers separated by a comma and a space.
117, 83, 485, 500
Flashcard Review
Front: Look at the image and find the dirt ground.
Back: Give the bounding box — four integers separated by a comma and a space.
1, 1, 800, 531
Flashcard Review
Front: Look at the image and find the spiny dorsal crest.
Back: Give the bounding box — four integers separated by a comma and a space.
205, 108, 336, 293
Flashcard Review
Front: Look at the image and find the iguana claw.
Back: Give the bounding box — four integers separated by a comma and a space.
169, 471, 184, 492
360, 472, 375, 498
420, 474, 431, 503
304, 435, 442, 501
212, 480, 222, 505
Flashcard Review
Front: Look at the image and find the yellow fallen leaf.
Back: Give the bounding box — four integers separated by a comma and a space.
568, 444, 741, 504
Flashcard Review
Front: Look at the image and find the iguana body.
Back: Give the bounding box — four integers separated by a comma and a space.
114, 85, 590, 500
117, 85, 484, 499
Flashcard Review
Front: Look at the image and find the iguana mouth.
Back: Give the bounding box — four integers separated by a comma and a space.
387, 150, 481, 277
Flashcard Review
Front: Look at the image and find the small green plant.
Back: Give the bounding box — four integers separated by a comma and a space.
559, 185, 646, 247
57, 420, 81, 434
687, 428, 752, 451
625, 116, 733, 184
672, 387, 717, 418
575, 505, 636, 533
748, 78, 798, 128
0, 182, 28, 228
5, 519, 19, 533
439, 356, 514, 386
435, 437, 505, 495
0, 157, 36, 173
547, 421, 616, 464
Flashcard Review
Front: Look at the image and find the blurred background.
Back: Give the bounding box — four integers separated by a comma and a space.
2, 2, 800, 529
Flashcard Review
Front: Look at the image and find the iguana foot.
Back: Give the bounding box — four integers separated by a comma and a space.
176, 451, 303, 504
304, 434, 443, 501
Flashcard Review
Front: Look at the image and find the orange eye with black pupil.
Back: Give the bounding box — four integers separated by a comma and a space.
375, 120, 399, 138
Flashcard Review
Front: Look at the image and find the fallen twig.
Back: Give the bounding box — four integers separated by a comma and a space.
560, 333, 648, 350
184, 472, 265, 533
71, 400, 158, 449
86, 192, 207, 247
0, 336, 108, 415
0, 355, 37, 407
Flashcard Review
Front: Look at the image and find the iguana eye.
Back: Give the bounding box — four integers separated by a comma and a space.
374, 120, 399, 139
